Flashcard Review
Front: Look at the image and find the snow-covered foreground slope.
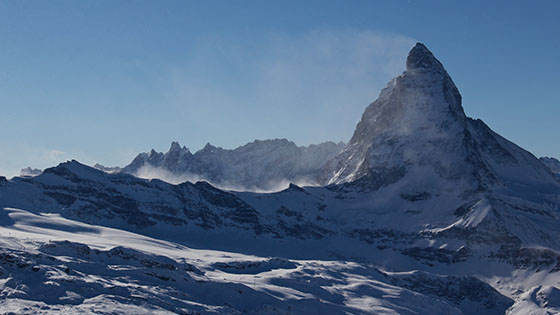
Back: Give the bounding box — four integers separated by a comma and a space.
2, 207, 560, 314
0, 207, 507, 315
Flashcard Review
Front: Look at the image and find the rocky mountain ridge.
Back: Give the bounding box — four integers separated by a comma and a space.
121, 139, 345, 191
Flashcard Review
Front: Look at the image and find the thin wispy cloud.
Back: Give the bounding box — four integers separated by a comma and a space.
134, 164, 319, 193
164, 29, 415, 150
0, 29, 415, 177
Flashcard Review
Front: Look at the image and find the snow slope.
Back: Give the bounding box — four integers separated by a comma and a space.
1, 207, 483, 314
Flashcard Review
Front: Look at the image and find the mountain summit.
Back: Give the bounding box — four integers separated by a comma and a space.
406, 42, 446, 72
322, 42, 468, 186
322, 43, 555, 196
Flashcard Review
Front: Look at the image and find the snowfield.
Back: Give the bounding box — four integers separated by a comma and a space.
1, 207, 558, 314
0, 208, 463, 314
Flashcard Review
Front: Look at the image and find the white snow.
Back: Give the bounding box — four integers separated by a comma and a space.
0, 207, 465, 314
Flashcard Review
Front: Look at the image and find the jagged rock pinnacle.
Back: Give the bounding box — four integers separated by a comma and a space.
406, 42, 445, 73
169, 141, 182, 152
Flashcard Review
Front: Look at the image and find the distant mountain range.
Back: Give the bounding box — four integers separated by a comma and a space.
3, 43, 560, 314
118, 139, 345, 191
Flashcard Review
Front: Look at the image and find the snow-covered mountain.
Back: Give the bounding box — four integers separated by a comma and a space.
1, 43, 560, 314
121, 139, 345, 191
321, 43, 557, 191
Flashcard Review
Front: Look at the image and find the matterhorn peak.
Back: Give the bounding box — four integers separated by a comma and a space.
321, 43, 476, 185
406, 42, 445, 73
402, 42, 465, 120
322, 42, 558, 199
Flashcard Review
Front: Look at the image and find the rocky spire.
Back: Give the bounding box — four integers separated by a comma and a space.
169, 141, 182, 152
406, 42, 446, 73
168, 141, 190, 155
321, 42, 468, 185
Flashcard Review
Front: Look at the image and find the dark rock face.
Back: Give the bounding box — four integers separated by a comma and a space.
275, 220, 332, 240
349, 228, 417, 245
43, 192, 77, 206
406, 43, 445, 72
381, 270, 514, 314
491, 247, 560, 272
541, 156, 560, 175
401, 247, 471, 264
212, 258, 297, 274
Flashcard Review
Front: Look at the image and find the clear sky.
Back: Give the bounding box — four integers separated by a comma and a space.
1, 0, 559, 177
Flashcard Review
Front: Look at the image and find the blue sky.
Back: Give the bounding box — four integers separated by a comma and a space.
0, 0, 559, 177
